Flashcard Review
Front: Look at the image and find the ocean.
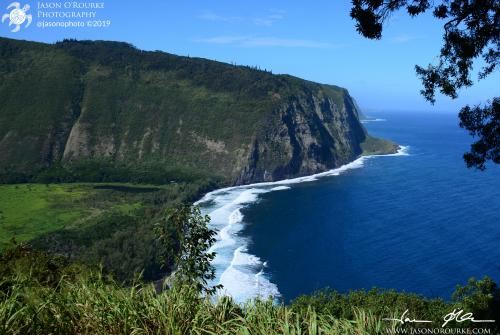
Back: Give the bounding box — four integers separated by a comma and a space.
196, 111, 500, 303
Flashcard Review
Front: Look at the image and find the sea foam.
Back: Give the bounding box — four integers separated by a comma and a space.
361, 118, 387, 123
196, 145, 410, 303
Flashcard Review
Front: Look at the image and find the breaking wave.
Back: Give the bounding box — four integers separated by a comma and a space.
195, 145, 409, 303
361, 118, 387, 123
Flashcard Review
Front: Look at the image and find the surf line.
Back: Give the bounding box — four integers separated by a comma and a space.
194, 145, 410, 302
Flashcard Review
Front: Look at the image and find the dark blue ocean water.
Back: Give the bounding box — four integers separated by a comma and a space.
238, 111, 500, 302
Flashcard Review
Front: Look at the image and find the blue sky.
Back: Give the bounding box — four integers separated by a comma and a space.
1, 0, 497, 112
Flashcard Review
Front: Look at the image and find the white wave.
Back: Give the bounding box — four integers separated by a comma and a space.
369, 145, 410, 157
196, 156, 375, 201
361, 118, 387, 123
196, 144, 410, 303
229, 208, 243, 224
231, 246, 261, 266
218, 246, 280, 302
270, 186, 291, 191
233, 189, 268, 205
217, 225, 234, 244
391, 145, 410, 156
197, 187, 279, 303
209, 208, 244, 252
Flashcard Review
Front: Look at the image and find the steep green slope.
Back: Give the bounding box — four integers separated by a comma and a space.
0, 37, 396, 185
0, 39, 83, 173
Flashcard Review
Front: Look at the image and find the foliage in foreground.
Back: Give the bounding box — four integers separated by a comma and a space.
0, 276, 387, 334
1, 204, 498, 334
155, 205, 221, 295
459, 97, 500, 170
1, 245, 499, 335
350, 0, 499, 170
0, 247, 388, 334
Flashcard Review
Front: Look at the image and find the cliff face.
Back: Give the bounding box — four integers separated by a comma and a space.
235, 91, 366, 184
0, 38, 389, 185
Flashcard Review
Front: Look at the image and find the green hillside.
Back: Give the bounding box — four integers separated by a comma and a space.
0, 37, 397, 282
0, 38, 498, 335
0, 37, 395, 186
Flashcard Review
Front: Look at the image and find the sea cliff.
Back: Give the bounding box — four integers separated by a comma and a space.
0, 37, 397, 185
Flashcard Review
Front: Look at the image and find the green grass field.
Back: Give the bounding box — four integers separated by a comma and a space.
0, 183, 155, 250
0, 180, 211, 283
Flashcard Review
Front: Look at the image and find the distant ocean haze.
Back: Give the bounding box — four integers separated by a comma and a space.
197, 111, 500, 303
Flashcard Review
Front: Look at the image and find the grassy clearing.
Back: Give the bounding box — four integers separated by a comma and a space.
0, 181, 213, 283
0, 183, 163, 250
0, 184, 90, 249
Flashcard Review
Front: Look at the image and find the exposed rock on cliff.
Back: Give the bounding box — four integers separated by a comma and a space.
0, 37, 396, 185
235, 91, 367, 184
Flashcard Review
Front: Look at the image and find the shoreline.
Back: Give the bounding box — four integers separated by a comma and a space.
195, 144, 408, 205
195, 145, 409, 302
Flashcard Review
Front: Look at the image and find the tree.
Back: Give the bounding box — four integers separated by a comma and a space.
452, 276, 500, 326
350, 0, 499, 169
459, 97, 499, 169
155, 204, 221, 295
